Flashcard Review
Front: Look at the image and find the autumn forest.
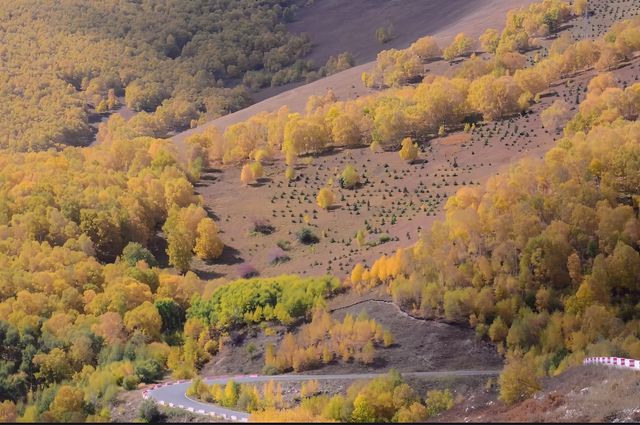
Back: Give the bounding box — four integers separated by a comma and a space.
0, 0, 639, 423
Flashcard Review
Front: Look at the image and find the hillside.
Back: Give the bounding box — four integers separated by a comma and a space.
172, 0, 538, 148
1, 0, 640, 423
180, 0, 640, 283
437, 365, 640, 422
0, 0, 318, 150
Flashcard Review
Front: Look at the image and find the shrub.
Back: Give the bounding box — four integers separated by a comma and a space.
262, 364, 281, 376
425, 389, 454, 416
122, 375, 140, 390
268, 247, 290, 265
246, 343, 257, 357
297, 228, 319, 245
276, 240, 292, 251
252, 218, 275, 235
135, 359, 163, 383
323, 52, 355, 75
138, 400, 160, 422
376, 24, 396, 44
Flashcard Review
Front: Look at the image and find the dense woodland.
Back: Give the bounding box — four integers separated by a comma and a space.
0, 111, 343, 420
1, 0, 640, 422
0, 0, 317, 151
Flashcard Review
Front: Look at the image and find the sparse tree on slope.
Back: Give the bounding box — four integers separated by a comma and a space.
399, 137, 419, 163
317, 187, 335, 210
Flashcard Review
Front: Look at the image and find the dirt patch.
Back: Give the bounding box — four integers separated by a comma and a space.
288, 0, 483, 67
439, 132, 471, 146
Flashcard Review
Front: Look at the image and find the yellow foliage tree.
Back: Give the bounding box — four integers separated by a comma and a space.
443, 33, 474, 60
351, 263, 365, 285
194, 218, 224, 261
355, 229, 367, 247
47, 386, 86, 423
541, 99, 571, 131
0, 401, 17, 423
340, 164, 360, 189
468, 74, 523, 120
285, 166, 296, 181
250, 161, 264, 180
499, 352, 541, 404
300, 380, 320, 398
574, 0, 588, 16
240, 163, 255, 185
399, 137, 418, 162
316, 187, 335, 210
410, 36, 441, 60
123, 301, 162, 341
479, 28, 500, 53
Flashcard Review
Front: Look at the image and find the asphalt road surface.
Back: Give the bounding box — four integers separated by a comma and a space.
145, 369, 501, 422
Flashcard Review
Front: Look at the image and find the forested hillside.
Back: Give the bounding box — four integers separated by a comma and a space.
0, 0, 313, 151
1, 0, 640, 422
349, 68, 640, 407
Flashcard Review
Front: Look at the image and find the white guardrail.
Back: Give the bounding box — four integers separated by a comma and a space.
584, 356, 640, 370
141, 376, 253, 423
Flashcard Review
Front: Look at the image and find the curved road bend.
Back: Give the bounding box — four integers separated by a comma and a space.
146, 369, 501, 422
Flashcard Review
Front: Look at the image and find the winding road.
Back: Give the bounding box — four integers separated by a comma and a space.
144, 369, 501, 422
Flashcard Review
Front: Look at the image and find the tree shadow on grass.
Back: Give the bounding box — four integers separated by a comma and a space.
216, 245, 244, 266
200, 173, 218, 181
148, 231, 169, 268
410, 158, 428, 165
193, 268, 226, 280
249, 177, 272, 187
203, 205, 220, 221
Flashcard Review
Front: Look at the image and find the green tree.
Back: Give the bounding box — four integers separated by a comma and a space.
121, 242, 158, 267
155, 298, 185, 333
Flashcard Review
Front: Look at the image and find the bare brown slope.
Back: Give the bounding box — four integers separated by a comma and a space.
436, 365, 640, 422
171, 0, 538, 149
200, 293, 502, 377
288, 0, 477, 66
